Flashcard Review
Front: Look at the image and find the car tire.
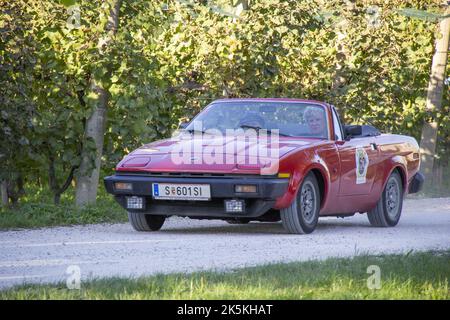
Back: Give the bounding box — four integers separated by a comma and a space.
281, 172, 320, 234
367, 171, 403, 227
128, 212, 165, 231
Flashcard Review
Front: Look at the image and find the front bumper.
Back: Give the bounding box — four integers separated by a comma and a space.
104, 173, 289, 218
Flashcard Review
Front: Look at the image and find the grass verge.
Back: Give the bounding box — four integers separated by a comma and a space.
0, 186, 126, 230
1, 251, 449, 299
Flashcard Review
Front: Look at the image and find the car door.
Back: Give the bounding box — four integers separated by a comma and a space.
336, 139, 379, 195
331, 108, 379, 196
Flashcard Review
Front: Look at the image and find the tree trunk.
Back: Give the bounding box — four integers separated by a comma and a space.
48, 157, 77, 206
419, 6, 450, 185
75, 0, 122, 207
330, 1, 356, 121
75, 91, 108, 206
1, 180, 8, 208
6, 176, 24, 206
54, 193, 61, 206
237, 0, 249, 10
48, 155, 61, 205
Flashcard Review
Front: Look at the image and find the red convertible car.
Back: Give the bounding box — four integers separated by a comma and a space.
104, 98, 424, 234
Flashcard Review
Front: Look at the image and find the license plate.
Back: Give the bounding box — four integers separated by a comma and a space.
152, 183, 211, 201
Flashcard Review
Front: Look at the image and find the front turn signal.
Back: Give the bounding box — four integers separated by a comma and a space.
114, 182, 133, 191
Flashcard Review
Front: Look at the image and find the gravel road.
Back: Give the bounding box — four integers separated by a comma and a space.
0, 197, 449, 290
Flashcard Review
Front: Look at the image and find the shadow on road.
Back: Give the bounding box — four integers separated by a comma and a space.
161, 218, 372, 235
163, 222, 287, 235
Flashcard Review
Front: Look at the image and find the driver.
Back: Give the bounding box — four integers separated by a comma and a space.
304, 106, 327, 138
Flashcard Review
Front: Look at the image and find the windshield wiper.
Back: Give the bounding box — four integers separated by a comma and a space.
239, 125, 295, 137
184, 129, 208, 135
239, 124, 262, 131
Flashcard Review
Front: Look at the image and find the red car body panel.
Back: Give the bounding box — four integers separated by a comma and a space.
107, 98, 422, 218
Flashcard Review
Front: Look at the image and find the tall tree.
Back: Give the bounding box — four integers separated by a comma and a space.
75, 0, 122, 206
419, 5, 449, 184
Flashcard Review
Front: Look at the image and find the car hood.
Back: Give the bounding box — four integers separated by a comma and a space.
115, 134, 321, 174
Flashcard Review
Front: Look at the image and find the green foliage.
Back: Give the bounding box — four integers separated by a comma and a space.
0, 0, 448, 207
2, 250, 449, 299
0, 1, 37, 182
150, 0, 447, 144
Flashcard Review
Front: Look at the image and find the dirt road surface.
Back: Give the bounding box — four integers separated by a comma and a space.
0, 198, 449, 290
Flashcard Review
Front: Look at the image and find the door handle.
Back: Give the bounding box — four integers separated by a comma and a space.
370, 143, 377, 150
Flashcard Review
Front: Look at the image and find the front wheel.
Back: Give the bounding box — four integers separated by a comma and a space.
367, 171, 403, 227
128, 212, 166, 231
281, 172, 320, 234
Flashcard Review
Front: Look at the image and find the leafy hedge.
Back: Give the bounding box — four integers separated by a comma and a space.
0, 0, 448, 203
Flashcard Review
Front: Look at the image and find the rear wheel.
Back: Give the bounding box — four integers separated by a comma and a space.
128, 212, 166, 231
281, 172, 320, 234
367, 171, 403, 227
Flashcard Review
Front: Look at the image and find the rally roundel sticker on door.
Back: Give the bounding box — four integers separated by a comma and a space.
355, 147, 369, 184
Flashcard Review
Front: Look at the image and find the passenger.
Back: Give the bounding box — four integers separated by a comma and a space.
304, 106, 327, 138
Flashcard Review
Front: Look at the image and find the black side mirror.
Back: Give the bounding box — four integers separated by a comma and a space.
344, 125, 362, 140
179, 121, 189, 129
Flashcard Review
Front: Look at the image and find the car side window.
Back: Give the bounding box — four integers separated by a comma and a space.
332, 107, 344, 141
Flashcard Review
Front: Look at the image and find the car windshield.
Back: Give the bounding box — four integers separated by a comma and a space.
185, 101, 329, 139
